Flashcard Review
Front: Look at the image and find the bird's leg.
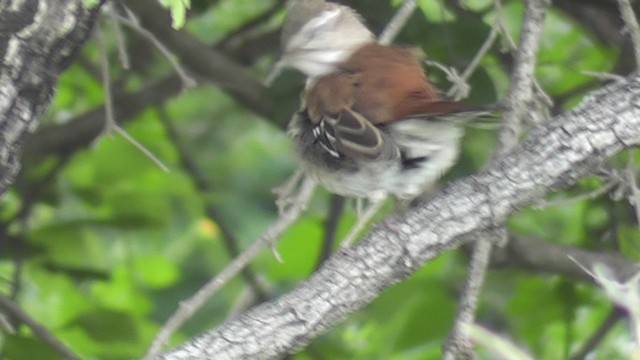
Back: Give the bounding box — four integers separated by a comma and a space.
341, 196, 387, 248
273, 169, 306, 215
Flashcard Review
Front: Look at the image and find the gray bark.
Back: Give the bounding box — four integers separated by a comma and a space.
163, 76, 640, 359
0, 0, 100, 196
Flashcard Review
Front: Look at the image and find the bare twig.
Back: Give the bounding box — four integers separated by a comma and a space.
581, 70, 627, 82
0, 311, 14, 334
570, 308, 624, 360
569, 257, 640, 347
494, 0, 517, 52
625, 150, 640, 228
112, 126, 170, 172
378, 0, 418, 46
468, 323, 534, 360
424, 10, 500, 101
443, 229, 506, 360
216, 0, 286, 48
145, 176, 317, 358
341, 197, 386, 248
273, 169, 305, 214
497, 0, 549, 156
447, 24, 500, 99
494, 0, 552, 115
313, 195, 345, 272
533, 179, 617, 209
115, 6, 196, 89
424, 59, 471, 101
106, 4, 130, 69
96, 25, 117, 135
616, 0, 640, 73
0, 295, 82, 360
96, 22, 170, 172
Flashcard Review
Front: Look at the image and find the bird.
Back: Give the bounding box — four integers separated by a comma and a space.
275, 0, 375, 79
276, 0, 485, 245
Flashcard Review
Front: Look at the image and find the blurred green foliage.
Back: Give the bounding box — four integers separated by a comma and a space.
0, 0, 635, 359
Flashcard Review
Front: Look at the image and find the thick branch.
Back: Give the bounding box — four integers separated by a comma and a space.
22, 74, 181, 164
0, 0, 101, 196
162, 76, 640, 359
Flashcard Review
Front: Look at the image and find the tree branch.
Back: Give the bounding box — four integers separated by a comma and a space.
0, 0, 102, 196
0, 295, 82, 360
497, 0, 549, 155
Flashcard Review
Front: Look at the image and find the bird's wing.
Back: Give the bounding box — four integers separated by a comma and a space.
312, 107, 391, 160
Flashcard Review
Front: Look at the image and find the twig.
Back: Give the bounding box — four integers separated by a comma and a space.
0, 295, 82, 360
494, 0, 517, 52
112, 126, 170, 172
0, 312, 14, 334
581, 70, 627, 82
96, 22, 169, 172
273, 169, 305, 214
533, 180, 617, 209
570, 308, 623, 360
216, 0, 286, 48
496, 0, 549, 156
494, 0, 552, 114
625, 149, 640, 228
569, 256, 640, 347
106, 4, 130, 69
378, 0, 417, 46
96, 25, 117, 135
424, 13, 500, 101
144, 176, 317, 358
313, 195, 345, 272
424, 59, 471, 101
340, 197, 386, 248
448, 24, 499, 99
115, 6, 196, 89
443, 229, 506, 360
468, 323, 534, 360
617, 0, 640, 73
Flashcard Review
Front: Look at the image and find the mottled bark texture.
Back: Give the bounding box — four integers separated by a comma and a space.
0, 0, 100, 196
163, 77, 640, 359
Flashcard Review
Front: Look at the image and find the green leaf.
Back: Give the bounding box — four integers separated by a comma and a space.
618, 225, 640, 260
82, 0, 100, 8
159, 0, 191, 29
133, 254, 180, 289
67, 309, 140, 343
2, 335, 67, 360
